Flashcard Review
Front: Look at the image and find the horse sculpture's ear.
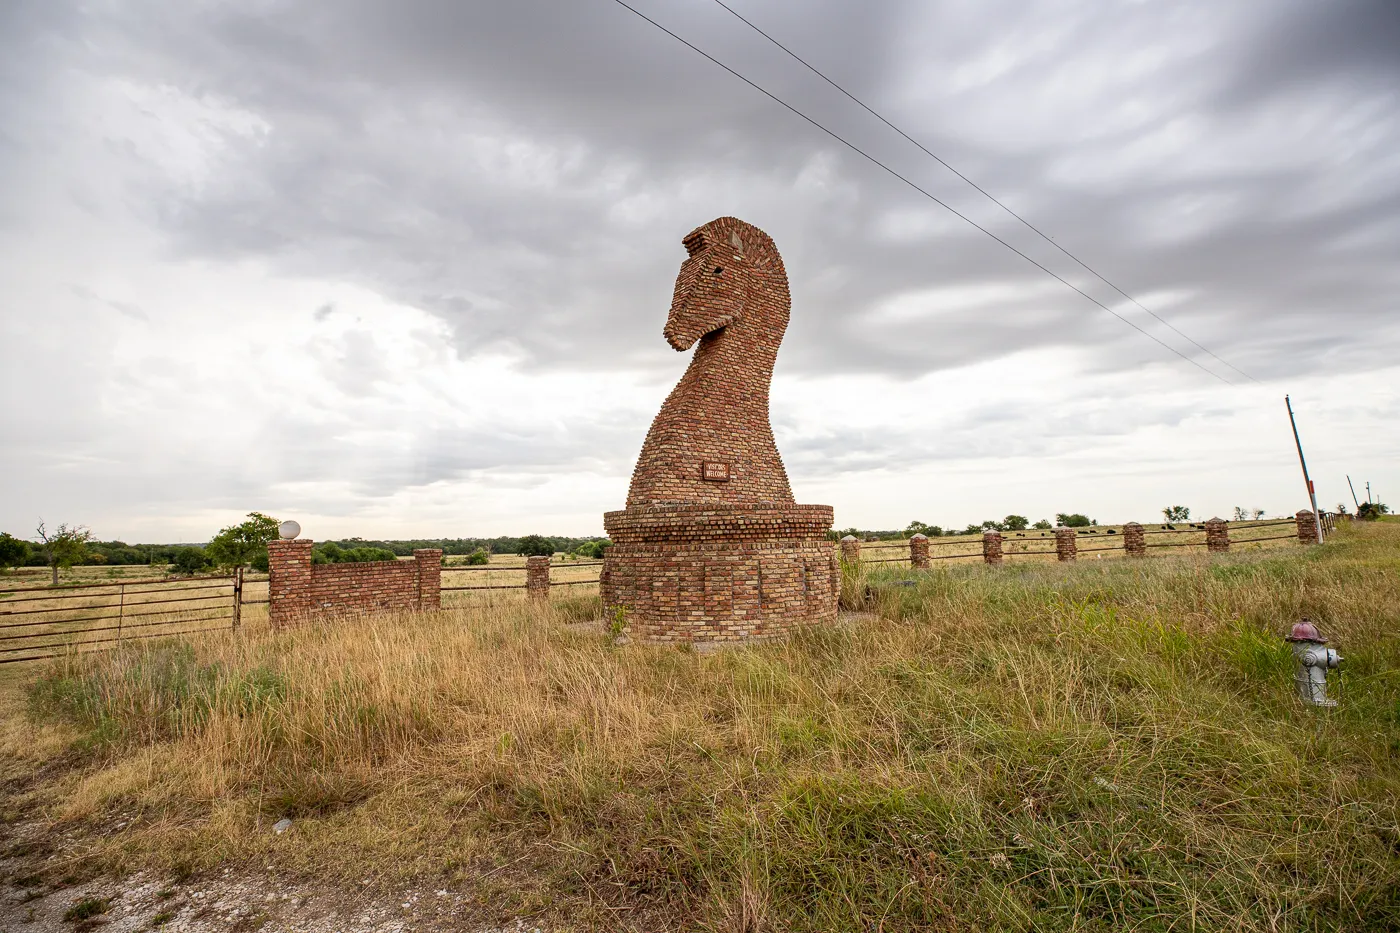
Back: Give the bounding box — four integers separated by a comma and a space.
730, 231, 745, 253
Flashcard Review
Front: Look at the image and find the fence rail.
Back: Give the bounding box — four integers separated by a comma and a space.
0, 511, 1332, 665
0, 575, 240, 665
842, 513, 1331, 570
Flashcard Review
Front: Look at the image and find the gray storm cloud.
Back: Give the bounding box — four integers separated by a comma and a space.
1, 0, 1397, 536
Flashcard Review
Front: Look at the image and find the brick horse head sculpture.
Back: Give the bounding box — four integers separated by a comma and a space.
602, 216, 838, 642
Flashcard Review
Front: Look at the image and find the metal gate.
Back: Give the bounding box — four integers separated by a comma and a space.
0, 573, 240, 665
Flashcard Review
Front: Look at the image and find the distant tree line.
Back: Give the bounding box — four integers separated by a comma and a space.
0, 513, 613, 581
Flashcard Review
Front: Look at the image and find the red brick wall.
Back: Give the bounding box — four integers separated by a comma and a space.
982, 530, 1004, 565
267, 540, 441, 625
526, 555, 550, 600
909, 534, 929, 569
1205, 518, 1230, 552
1054, 528, 1078, 562
1122, 522, 1146, 557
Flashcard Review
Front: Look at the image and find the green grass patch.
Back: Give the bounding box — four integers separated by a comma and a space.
13, 522, 1400, 931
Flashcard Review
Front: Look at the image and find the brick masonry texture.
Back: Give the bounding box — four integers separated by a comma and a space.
526, 555, 550, 600
909, 534, 929, 569
602, 217, 838, 643
840, 535, 862, 566
267, 539, 441, 626
1123, 522, 1146, 557
982, 531, 1004, 565
1296, 510, 1319, 545
1205, 518, 1230, 552
1055, 528, 1078, 562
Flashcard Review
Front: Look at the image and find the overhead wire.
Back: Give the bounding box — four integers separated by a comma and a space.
707, 0, 1259, 384
605, 0, 1237, 386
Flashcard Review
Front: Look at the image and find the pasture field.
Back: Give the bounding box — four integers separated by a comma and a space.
0, 553, 605, 663
2, 520, 1397, 932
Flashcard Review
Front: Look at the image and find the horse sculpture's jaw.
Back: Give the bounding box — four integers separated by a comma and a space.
665, 318, 730, 351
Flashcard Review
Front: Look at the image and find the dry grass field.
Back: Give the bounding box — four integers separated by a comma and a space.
2, 521, 1397, 931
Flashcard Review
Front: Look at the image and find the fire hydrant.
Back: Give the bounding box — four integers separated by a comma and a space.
1285, 619, 1342, 707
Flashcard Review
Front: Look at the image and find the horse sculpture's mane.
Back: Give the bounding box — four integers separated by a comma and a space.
682, 217, 784, 273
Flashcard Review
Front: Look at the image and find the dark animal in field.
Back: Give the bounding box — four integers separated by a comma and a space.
1107, 529, 1117, 534
1164, 524, 1175, 530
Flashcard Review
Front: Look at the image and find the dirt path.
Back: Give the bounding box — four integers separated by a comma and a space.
1, 822, 546, 933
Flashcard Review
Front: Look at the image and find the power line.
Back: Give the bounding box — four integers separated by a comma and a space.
606, 0, 1236, 386
707, 0, 1259, 385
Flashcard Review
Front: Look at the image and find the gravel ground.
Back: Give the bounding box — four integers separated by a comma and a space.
1, 822, 547, 933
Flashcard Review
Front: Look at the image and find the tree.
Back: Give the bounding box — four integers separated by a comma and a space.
1162, 505, 1190, 522
1357, 501, 1390, 521
1055, 513, 1093, 528
517, 534, 554, 557
1002, 515, 1029, 531
172, 547, 211, 575
465, 548, 491, 565
206, 512, 281, 570
1032, 519, 1052, 530
35, 521, 93, 585
0, 533, 29, 572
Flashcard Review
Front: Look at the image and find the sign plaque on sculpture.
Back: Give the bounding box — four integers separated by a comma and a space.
601, 216, 839, 642
701, 461, 730, 482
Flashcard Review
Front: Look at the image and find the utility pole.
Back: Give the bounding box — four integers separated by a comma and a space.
1347, 475, 1361, 511
1286, 395, 1323, 542
1366, 481, 1372, 505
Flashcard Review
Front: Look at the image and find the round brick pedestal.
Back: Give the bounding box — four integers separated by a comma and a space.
601, 502, 838, 643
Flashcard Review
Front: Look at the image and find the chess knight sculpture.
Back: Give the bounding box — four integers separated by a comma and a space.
601, 217, 838, 641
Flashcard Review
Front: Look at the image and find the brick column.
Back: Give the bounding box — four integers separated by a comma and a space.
526, 555, 550, 601
1296, 510, 1318, 545
1055, 527, 1077, 562
982, 530, 1003, 565
839, 535, 861, 566
1123, 522, 1146, 558
414, 548, 442, 609
1205, 518, 1229, 553
267, 538, 314, 627
909, 534, 929, 569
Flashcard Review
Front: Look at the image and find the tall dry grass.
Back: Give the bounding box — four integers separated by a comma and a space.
10, 521, 1400, 931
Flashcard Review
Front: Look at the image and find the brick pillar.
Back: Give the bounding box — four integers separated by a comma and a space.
1205, 518, 1229, 553
909, 534, 929, 569
1054, 527, 1077, 562
526, 555, 550, 601
267, 538, 314, 627
1296, 510, 1319, 545
414, 548, 442, 609
1123, 522, 1146, 558
839, 535, 861, 566
982, 530, 1003, 566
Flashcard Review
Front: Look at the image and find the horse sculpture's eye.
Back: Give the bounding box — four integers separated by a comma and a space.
712, 266, 723, 275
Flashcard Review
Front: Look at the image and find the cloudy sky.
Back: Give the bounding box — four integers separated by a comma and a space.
2, 0, 1397, 543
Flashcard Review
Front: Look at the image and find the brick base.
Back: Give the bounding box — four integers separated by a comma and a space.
601, 502, 837, 642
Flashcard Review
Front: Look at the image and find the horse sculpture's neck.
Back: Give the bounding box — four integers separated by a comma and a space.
625, 219, 795, 507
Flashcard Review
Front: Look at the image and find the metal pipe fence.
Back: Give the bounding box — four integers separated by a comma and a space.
0, 575, 240, 665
